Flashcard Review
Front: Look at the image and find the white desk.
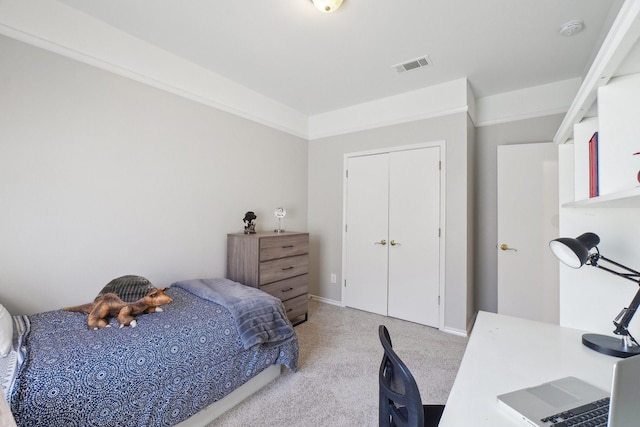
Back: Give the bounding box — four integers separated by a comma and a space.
439, 311, 618, 426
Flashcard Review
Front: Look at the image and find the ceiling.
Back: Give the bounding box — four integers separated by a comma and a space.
56, 0, 624, 116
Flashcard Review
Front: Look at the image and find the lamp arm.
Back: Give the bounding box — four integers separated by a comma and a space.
587, 254, 640, 343
612, 286, 640, 340
590, 254, 640, 284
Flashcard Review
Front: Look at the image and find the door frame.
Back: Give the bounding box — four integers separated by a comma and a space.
341, 140, 447, 330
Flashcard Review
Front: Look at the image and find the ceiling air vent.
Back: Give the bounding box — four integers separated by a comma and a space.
393, 56, 431, 73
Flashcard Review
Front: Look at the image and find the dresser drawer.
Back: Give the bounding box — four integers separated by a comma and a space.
227, 231, 309, 325
283, 294, 308, 322
259, 234, 308, 261
260, 275, 308, 301
259, 254, 308, 285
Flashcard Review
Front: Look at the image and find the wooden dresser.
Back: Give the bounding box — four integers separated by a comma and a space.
226, 231, 309, 325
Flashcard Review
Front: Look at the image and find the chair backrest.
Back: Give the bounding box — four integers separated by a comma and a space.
379, 325, 424, 427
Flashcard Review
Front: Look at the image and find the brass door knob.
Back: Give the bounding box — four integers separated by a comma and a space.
390, 240, 399, 246
375, 239, 387, 245
499, 243, 517, 251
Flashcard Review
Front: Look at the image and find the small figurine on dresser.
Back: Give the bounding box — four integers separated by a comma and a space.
243, 211, 257, 234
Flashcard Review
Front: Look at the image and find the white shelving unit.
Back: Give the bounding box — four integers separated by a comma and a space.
555, 0, 640, 208
556, 0, 640, 340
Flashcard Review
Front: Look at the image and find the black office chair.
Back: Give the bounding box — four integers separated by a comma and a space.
379, 325, 445, 427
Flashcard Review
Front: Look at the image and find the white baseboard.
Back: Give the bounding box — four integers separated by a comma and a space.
309, 294, 469, 337
442, 326, 468, 337
308, 294, 343, 307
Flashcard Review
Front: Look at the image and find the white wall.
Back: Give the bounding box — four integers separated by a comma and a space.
558, 195, 640, 339
308, 112, 471, 334
0, 35, 308, 315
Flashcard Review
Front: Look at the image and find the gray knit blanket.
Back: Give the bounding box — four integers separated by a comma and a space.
171, 278, 295, 349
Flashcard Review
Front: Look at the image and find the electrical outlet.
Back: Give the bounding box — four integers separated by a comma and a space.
330, 273, 337, 284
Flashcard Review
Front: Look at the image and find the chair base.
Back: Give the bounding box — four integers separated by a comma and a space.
422, 404, 445, 427
394, 404, 445, 427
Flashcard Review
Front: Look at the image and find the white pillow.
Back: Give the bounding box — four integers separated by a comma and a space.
0, 304, 13, 357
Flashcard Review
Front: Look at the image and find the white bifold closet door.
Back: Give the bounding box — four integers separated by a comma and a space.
344, 146, 441, 327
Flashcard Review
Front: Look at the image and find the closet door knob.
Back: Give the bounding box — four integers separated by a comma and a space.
375, 239, 387, 245
390, 240, 400, 246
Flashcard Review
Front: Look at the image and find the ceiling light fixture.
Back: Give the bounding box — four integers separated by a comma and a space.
311, 0, 343, 13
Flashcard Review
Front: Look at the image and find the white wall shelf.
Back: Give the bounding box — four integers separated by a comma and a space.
562, 186, 640, 208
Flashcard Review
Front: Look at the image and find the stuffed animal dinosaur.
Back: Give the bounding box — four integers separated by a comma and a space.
64, 287, 173, 330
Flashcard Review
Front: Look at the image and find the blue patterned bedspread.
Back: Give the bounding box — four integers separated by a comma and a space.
8, 286, 298, 426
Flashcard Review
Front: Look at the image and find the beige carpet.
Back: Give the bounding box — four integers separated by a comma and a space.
210, 299, 468, 426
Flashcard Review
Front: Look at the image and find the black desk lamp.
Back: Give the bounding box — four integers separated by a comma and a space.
549, 232, 640, 358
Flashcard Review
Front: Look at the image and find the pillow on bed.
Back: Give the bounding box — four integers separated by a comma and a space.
96, 275, 155, 302
0, 304, 12, 358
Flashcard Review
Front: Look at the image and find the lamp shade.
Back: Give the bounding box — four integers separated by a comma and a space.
312, 0, 343, 13
549, 232, 600, 268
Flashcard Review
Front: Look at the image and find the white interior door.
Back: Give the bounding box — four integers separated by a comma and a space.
344, 146, 442, 327
344, 153, 389, 316
497, 143, 559, 324
387, 147, 441, 327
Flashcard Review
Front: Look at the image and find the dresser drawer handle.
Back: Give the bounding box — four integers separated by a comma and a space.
282, 245, 295, 248
281, 266, 294, 271
282, 287, 294, 293
287, 308, 293, 312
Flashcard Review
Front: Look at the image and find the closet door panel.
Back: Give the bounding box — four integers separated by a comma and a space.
387, 147, 441, 327
344, 154, 389, 316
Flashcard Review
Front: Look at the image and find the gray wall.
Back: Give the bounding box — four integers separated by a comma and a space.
473, 114, 564, 313
0, 35, 308, 315
1, 31, 567, 330
308, 113, 472, 333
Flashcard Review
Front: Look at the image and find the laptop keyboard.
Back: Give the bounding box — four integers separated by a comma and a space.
541, 397, 610, 426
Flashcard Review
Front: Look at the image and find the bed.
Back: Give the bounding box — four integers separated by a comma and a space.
1, 278, 299, 427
